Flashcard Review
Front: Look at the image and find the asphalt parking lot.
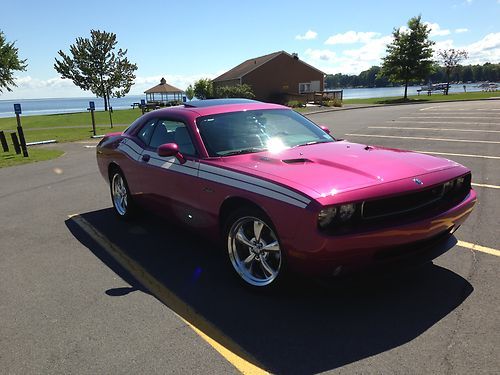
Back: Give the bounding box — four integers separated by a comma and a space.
1, 100, 499, 374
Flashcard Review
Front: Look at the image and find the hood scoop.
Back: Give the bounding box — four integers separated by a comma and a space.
282, 158, 313, 164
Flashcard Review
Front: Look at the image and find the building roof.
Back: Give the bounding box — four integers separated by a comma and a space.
213, 51, 325, 83
144, 78, 183, 94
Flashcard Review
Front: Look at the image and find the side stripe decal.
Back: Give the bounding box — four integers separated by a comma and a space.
116, 139, 312, 208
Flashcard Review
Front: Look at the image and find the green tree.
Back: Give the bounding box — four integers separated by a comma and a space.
54, 30, 137, 111
215, 84, 255, 99
0, 31, 27, 93
380, 15, 435, 100
185, 84, 195, 100
437, 49, 468, 94
193, 78, 214, 99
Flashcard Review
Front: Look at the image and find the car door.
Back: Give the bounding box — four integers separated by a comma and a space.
136, 118, 203, 225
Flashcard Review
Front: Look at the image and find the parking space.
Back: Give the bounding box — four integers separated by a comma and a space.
1, 101, 499, 374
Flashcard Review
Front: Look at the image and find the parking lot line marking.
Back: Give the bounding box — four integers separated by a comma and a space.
413, 150, 500, 160
371, 126, 500, 133
400, 116, 500, 120
471, 182, 500, 190
390, 120, 500, 125
457, 240, 500, 257
345, 133, 500, 144
69, 214, 269, 375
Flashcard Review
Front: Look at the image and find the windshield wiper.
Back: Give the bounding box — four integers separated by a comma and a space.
293, 140, 330, 148
219, 147, 267, 156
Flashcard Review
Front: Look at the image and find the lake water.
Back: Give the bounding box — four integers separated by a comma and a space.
0, 84, 488, 118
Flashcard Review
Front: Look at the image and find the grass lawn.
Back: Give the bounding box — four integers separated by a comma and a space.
0, 148, 64, 168
343, 90, 500, 105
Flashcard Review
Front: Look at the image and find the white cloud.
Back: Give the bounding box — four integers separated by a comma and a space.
305, 35, 392, 74
433, 33, 500, 64
1, 72, 219, 100
455, 28, 469, 33
424, 22, 451, 37
295, 30, 318, 40
304, 48, 336, 61
325, 31, 380, 45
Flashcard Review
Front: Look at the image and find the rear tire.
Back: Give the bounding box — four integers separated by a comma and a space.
110, 169, 136, 220
224, 207, 286, 289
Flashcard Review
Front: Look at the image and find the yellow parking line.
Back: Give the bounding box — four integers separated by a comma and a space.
370, 126, 500, 133
69, 214, 269, 375
345, 133, 500, 144
471, 182, 500, 190
411, 150, 500, 160
457, 240, 500, 257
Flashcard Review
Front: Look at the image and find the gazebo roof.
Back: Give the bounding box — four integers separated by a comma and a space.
144, 77, 183, 94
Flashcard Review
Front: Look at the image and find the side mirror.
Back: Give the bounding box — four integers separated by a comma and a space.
157, 143, 186, 164
319, 125, 331, 134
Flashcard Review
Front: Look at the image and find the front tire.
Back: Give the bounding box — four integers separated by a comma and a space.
225, 208, 285, 288
110, 169, 135, 219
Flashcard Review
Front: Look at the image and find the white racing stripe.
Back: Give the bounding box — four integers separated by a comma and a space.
115, 139, 312, 208
200, 164, 311, 205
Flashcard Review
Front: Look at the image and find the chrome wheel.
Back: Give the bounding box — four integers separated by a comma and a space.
111, 173, 128, 216
227, 216, 282, 287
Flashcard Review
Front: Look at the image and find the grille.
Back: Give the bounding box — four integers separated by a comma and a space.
361, 174, 471, 220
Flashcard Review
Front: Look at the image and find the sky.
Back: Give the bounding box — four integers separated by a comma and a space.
1, 0, 499, 99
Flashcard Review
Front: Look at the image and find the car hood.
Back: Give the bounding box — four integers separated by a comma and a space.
218, 141, 461, 199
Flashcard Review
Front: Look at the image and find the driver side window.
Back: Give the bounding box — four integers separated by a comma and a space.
149, 120, 197, 156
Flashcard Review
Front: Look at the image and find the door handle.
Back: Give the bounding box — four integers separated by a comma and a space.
141, 154, 150, 162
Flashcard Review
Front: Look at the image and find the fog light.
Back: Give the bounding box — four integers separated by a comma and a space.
318, 207, 337, 228
338, 203, 356, 222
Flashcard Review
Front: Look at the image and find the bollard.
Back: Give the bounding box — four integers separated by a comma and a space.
0, 131, 9, 152
10, 133, 21, 154
109, 106, 113, 128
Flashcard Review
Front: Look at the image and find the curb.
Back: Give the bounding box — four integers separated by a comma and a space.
303, 96, 500, 116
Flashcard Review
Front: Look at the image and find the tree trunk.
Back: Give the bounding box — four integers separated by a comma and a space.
103, 95, 108, 111
445, 71, 450, 95
404, 78, 409, 100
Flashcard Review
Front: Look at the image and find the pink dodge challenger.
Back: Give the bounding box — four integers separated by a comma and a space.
97, 99, 476, 288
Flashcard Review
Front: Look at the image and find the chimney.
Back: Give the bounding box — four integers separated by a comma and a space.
292, 53, 299, 60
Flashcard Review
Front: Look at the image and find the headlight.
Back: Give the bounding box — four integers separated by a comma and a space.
455, 176, 465, 189
318, 207, 337, 228
443, 180, 454, 193
318, 203, 357, 228
338, 203, 356, 222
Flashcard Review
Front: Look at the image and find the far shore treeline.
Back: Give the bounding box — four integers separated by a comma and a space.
326, 62, 500, 89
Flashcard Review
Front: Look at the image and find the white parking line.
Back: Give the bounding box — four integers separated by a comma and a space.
345, 133, 500, 144
390, 120, 500, 125
414, 150, 500, 160
476, 108, 500, 111
400, 116, 500, 120
371, 126, 500, 133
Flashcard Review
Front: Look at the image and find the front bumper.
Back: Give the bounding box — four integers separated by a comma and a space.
285, 189, 477, 277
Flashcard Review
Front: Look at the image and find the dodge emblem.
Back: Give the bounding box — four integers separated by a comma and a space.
413, 178, 423, 185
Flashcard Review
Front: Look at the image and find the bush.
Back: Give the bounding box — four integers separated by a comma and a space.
215, 84, 255, 99
324, 99, 342, 107
286, 100, 305, 108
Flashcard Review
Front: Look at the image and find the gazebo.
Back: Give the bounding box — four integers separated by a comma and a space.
144, 78, 184, 105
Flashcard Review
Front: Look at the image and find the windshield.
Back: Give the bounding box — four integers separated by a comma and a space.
196, 109, 334, 157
